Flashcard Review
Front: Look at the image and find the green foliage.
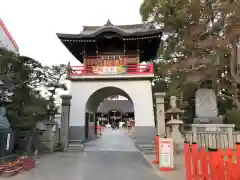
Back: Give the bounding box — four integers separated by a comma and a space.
41, 64, 69, 118
141, 0, 240, 112
54, 142, 64, 152
0, 47, 69, 128
225, 109, 240, 130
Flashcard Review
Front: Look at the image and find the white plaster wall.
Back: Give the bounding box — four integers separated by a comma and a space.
69, 80, 154, 127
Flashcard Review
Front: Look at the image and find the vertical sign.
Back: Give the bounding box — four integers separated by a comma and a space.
159, 138, 174, 171
6, 133, 11, 150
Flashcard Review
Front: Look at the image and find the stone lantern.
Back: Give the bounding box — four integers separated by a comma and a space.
165, 96, 185, 154
0, 80, 14, 158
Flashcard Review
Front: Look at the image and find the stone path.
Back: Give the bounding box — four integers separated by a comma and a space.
2, 128, 162, 180
84, 128, 138, 152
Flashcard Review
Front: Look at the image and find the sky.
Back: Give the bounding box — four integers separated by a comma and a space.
0, 0, 143, 66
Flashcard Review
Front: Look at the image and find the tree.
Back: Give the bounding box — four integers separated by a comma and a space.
41, 64, 70, 119
0, 47, 49, 128
140, 0, 240, 109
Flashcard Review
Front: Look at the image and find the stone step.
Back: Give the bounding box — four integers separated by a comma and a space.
67, 143, 84, 152
142, 150, 156, 155
136, 144, 156, 150
138, 144, 156, 155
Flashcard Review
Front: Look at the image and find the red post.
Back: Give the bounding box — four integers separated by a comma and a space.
208, 148, 219, 180
226, 148, 234, 180
191, 143, 199, 179
152, 135, 159, 164
199, 148, 208, 179
184, 142, 191, 180
236, 143, 240, 179
149, 63, 154, 73
217, 148, 225, 180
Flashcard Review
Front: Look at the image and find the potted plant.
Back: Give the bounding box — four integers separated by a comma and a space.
2, 161, 22, 177
0, 164, 5, 174
18, 156, 35, 170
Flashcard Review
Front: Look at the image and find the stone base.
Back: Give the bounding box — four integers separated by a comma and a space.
194, 117, 223, 124
68, 126, 85, 142
68, 126, 96, 142
135, 126, 156, 145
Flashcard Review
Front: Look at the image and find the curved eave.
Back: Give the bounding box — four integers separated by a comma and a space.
56, 29, 163, 63
56, 28, 163, 40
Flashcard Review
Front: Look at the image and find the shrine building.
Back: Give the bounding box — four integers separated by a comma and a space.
57, 20, 162, 145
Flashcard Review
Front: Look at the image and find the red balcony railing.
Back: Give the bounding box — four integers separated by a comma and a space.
70, 63, 154, 76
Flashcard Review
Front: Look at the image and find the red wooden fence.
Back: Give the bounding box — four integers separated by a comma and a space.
184, 142, 240, 180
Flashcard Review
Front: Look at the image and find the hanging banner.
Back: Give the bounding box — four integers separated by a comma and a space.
159, 138, 174, 171
93, 66, 127, 75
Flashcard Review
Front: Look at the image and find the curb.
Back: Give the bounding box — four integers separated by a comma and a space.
140, 151, 165, 178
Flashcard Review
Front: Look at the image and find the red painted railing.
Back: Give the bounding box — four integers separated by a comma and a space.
70, 63, 154, 76
185, 143, 240, 180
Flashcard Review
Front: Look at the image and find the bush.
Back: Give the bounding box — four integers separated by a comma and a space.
54, 143, 64, 152
225, 109, 240, 130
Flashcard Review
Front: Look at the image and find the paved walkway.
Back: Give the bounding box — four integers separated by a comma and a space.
84, 128, 138, 152
2, 128, 162, 180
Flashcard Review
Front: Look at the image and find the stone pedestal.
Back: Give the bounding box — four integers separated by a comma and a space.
168, 121, 184, 154
60, 95, 72, 152
154, 93, 166, 137
37, 120, 57, 153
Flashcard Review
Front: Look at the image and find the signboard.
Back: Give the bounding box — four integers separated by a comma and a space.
6, 133, 10, 150
159, 138, 174, 171
93, 66, 127, 75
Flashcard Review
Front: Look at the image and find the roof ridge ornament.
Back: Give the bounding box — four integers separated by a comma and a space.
105, 19, 113, 26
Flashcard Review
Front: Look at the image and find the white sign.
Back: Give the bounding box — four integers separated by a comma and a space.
6, 133, 10, 150
159, 138, 174, 170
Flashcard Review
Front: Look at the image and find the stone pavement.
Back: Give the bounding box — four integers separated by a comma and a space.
142, 154, 186, 180
126, 131, 186, 180
2, 128, 163, 180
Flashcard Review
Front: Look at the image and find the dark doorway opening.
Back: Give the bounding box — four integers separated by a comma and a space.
85, 113, 89, 139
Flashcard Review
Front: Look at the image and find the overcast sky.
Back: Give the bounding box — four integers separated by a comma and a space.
0, 0, 142, 66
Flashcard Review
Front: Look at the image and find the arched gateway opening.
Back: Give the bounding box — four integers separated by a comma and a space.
84, 86, 135, 139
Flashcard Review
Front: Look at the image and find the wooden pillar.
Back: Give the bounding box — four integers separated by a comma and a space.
83, 44, 86, 65
137, 40, 140, 64
123, 43, 126, 65
96, 45, 99, 66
